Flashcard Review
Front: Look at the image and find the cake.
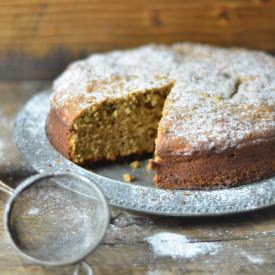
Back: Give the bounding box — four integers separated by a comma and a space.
47, 43, 275, 189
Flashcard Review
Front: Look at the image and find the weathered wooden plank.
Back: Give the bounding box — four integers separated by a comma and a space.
0, 0, 275, 79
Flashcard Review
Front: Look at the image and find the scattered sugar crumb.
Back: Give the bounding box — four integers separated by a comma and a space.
146, 159, 154, 171
130, 160, 141, 169
0, 136, 4, 151
123, 173, 135, 182
146, 232, 220, 259
241, 252, 265, 264
147, 270, 168, 275
28, 208, 40, 215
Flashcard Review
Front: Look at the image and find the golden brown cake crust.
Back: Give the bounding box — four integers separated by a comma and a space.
153, 137, 275, 189
47, 108, 71, 159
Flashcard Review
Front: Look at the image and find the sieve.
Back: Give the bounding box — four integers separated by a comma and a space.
0, 172, 110, 274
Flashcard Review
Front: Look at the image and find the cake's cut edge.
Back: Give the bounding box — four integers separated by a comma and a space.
47, 83, 173, 164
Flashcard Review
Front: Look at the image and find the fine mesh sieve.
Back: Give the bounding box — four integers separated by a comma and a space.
0, 173, 110, 274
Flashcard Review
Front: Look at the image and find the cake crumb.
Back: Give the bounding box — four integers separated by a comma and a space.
123, 173, 135, 182
130, 160, 141, 169
146, 159, 154, 171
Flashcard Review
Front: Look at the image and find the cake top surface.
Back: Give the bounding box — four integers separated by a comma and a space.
157, 50, 275, 155
52, 43, 231, 118
52, 45, 175, 121
51, 43, 275, 154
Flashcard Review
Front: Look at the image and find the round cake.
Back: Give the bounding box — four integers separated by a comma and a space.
47, 43, 275, 189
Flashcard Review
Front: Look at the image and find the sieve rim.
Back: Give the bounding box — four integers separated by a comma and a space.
4, 172, 110, 267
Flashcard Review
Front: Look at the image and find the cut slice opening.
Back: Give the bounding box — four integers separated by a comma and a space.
69, 83, 173, 164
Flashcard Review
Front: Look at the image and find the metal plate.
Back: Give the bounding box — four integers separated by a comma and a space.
14, 91, 275, 216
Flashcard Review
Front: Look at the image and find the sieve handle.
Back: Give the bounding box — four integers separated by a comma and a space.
73, 261, 93, 275
0, 180, 14, 195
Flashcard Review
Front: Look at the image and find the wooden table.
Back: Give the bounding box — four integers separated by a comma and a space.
0, 81, 274, 275
1, 0, 275, 81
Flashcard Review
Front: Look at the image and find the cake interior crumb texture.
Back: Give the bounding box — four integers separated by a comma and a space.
70, 84, 172, 163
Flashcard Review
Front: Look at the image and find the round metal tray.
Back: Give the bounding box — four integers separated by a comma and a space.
14, 91, 275, 216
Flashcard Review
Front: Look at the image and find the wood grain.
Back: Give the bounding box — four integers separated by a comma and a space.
0, 0, 275, 79
0, 81, 274, 274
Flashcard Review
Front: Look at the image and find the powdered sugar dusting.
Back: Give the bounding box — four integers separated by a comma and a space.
146, 232, 221, 259
28, 207, 40, 215
159, 48, 275, 154
241, 251, 265, 264
52, 43, 275, 153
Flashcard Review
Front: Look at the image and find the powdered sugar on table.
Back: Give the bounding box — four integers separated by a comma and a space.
146, 232, 221, 259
